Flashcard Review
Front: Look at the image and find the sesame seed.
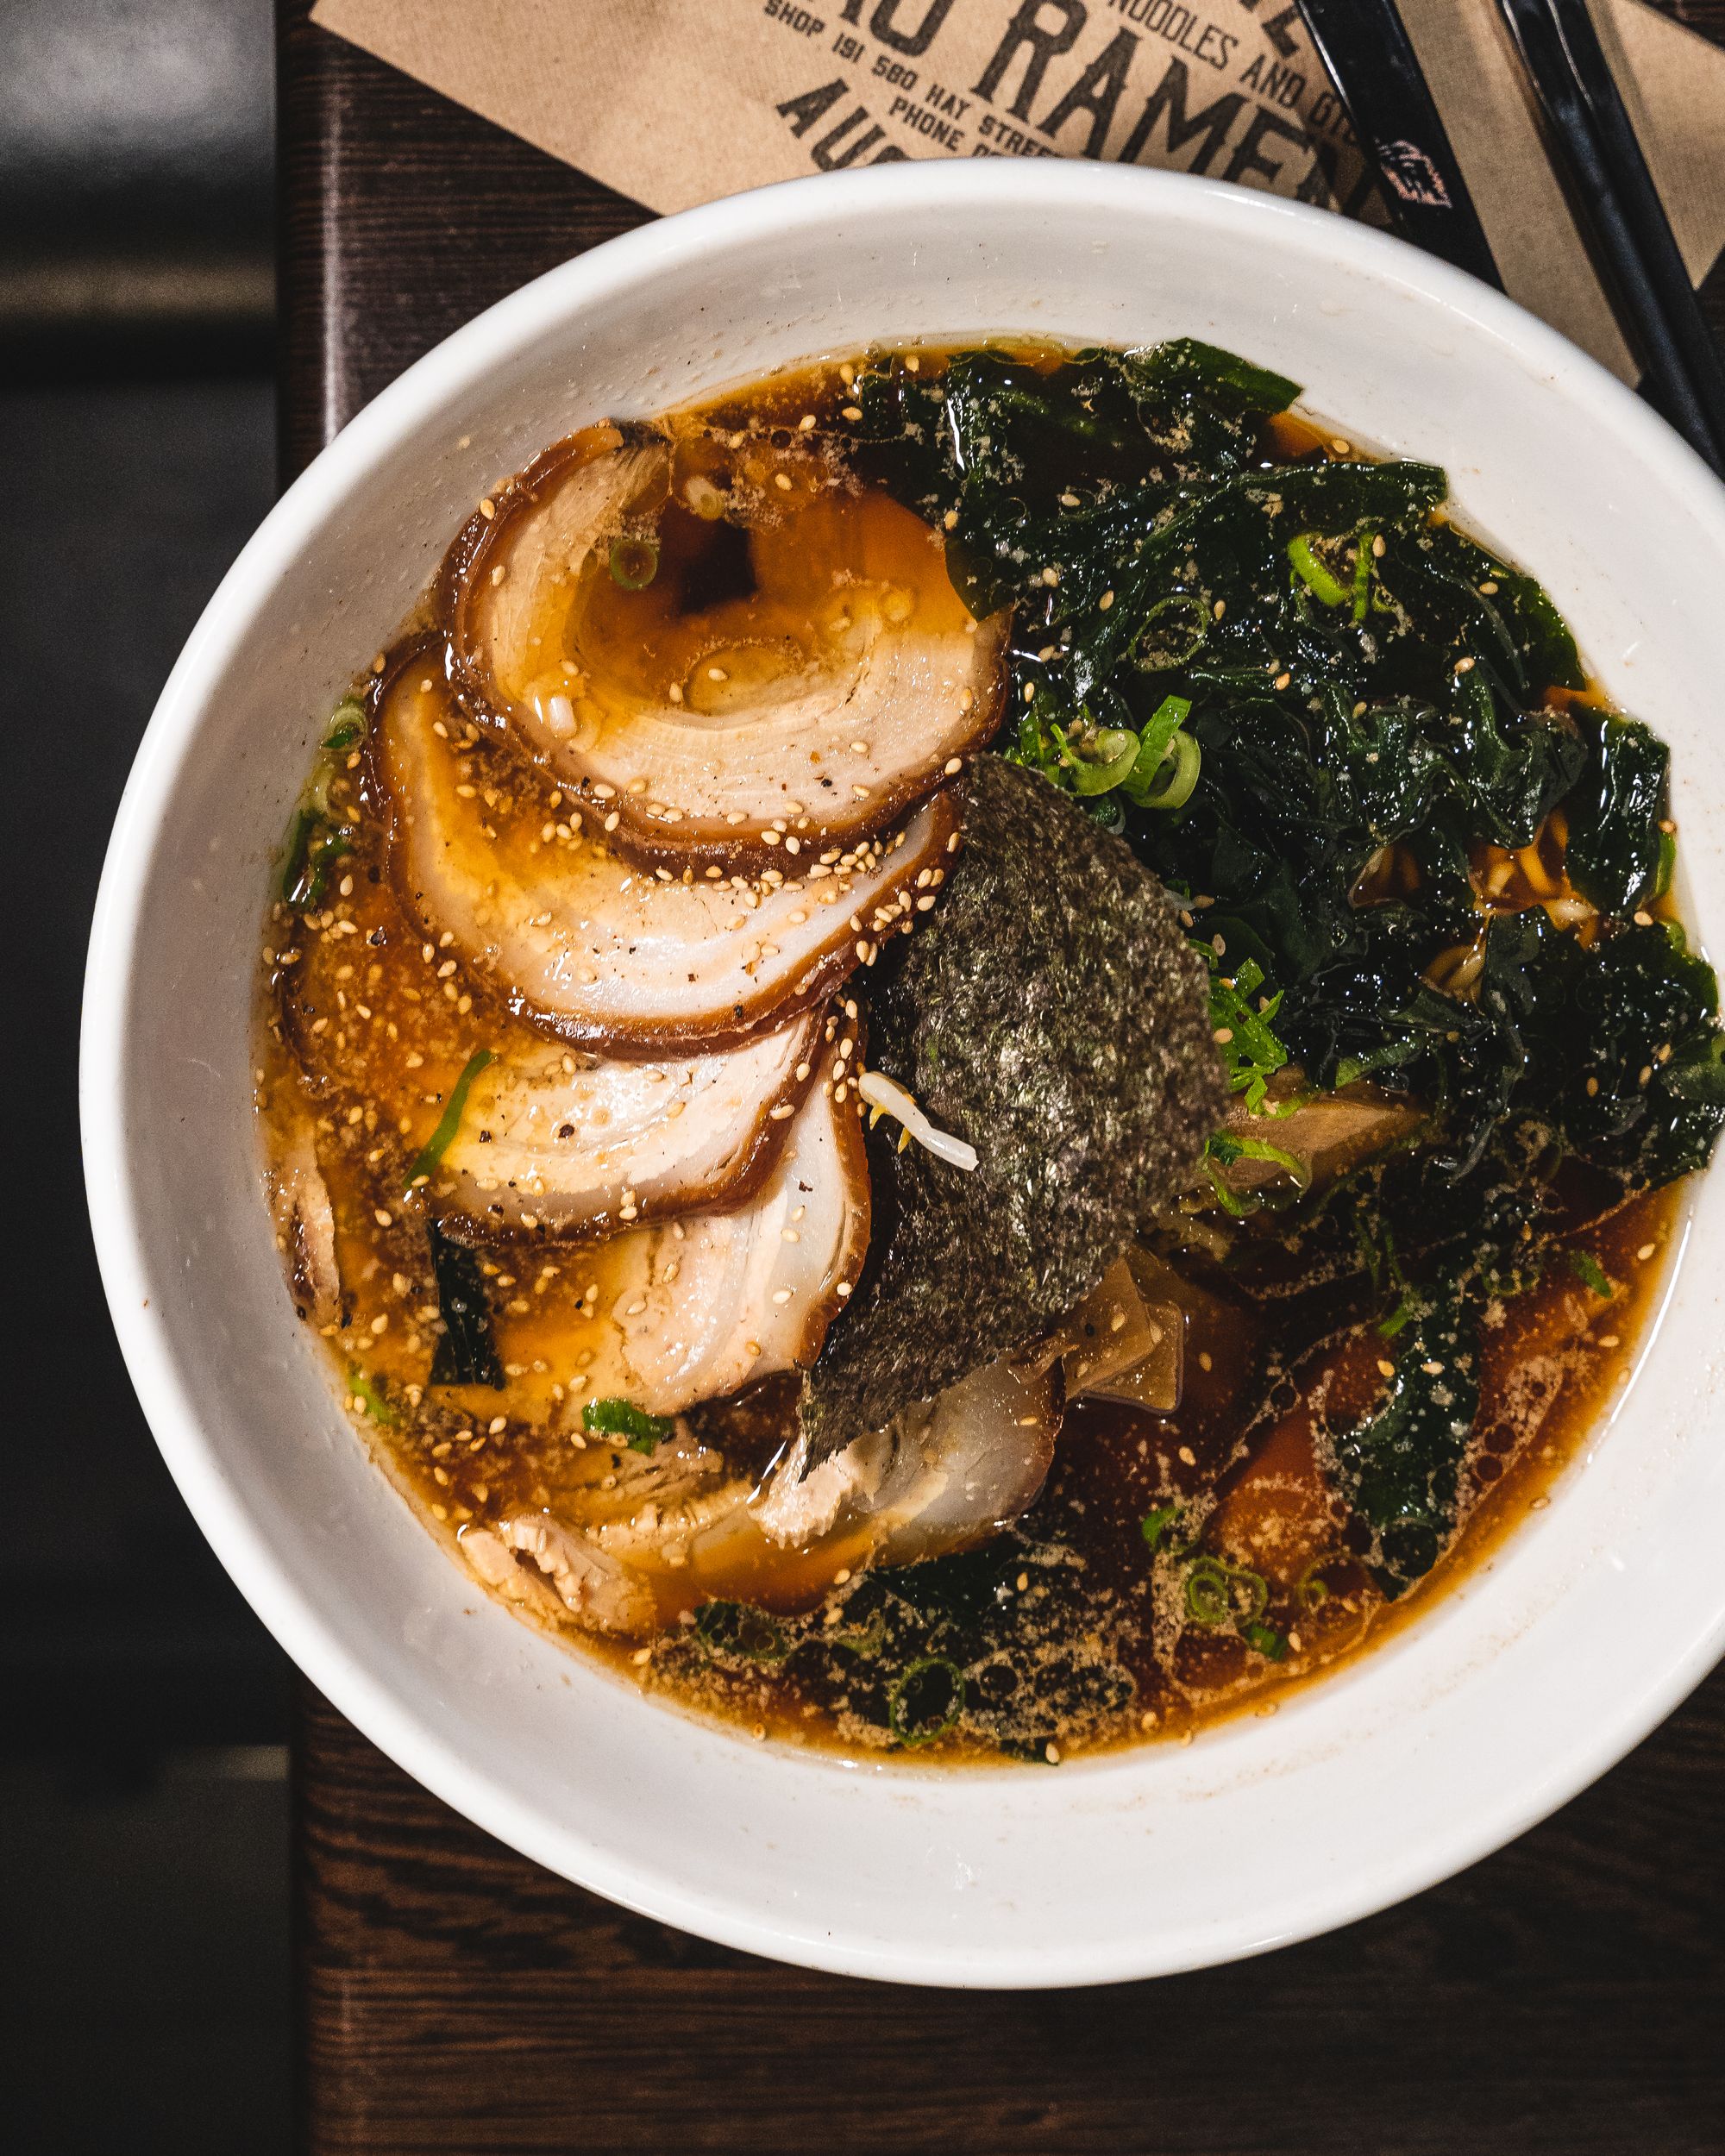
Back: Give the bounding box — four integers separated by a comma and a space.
1637, 1243, 1657, 1262
944, 756, 963, 775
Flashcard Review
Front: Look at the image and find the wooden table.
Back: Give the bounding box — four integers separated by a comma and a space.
280, 6, 1725, 2147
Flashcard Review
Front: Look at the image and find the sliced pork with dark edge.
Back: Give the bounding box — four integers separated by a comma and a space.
439, 427, 1007, 872
372, 649, 959, 1055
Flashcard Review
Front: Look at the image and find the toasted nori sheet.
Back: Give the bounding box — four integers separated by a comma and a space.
800, 754, 1227, 1462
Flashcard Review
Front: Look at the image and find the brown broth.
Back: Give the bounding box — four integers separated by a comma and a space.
256, 342, 1697, 1765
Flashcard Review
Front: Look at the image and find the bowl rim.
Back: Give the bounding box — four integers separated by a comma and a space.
80, 157, 1725, 1988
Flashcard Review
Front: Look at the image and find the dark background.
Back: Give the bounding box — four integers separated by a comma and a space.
2, 3, 292, 2149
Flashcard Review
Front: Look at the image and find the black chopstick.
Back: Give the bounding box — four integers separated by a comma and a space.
1496, 0, 1725, 475
1295, 0, 1504, 291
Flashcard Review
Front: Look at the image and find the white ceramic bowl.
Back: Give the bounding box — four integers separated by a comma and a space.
83, 162, 1725, 1988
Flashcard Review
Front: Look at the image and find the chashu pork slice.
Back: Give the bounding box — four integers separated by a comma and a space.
373, 649, 959, 1054
555, 1065, 869, 1420
438, 1006, 823, 1240
438, 425, 1007, 872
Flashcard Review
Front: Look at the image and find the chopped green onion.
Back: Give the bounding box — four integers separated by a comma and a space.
1132, 592, 1209, 672
280, 813, 354, 912
1183, 1557, 1233, 1626
279, 806, 319, 905
608, 536, 659, 589
1566, 1249, 1615, 1300
279, 694, 371, 912
347, 1366, 398, 1426
1288, 532, 1349, 608
1118, 694, 1191, 806
322, 699, 368, 752
582, 1395, 674, 1452
694, 1599, 790, 1663
888, 1657, 965, 1746
1655, 829, 1677, 899
1295, 1564, 1331, 1609
1058, 724, 1142, 797
1241, 1620, 1289, 1661
1184, 1556, 1270, 1628
1377, 1293, 1420, 1340
403, 1049, 493, 1193
1134, 727, 1201, 812
1140, 1502, 1182, 1554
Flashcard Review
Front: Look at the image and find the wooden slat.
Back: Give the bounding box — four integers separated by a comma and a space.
298, 1678, 1725, 2154
279, 3, 1725, 2147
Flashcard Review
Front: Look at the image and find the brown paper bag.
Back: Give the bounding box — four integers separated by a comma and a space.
312, 0, 1725, 383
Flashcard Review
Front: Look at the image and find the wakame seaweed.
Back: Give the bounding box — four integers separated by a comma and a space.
856, 337, 1725, 1591
676, 1532, 1136, 1758
426, 1220, 504, 1389
1333, 1278, 1482, 1595
800, 754, 1226, 1463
